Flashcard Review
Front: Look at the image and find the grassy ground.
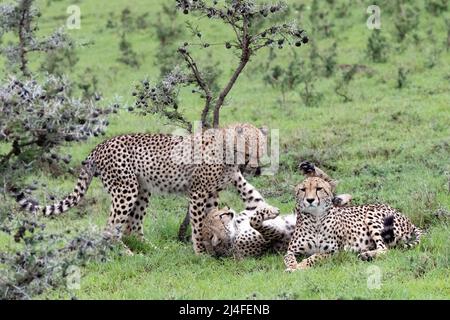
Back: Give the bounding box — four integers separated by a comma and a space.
1, 0, 450, 299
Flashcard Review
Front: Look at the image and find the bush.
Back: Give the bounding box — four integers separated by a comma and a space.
426, 0, 448, 16
0, 209, 114, 300
117, 33, 140, 68
394, 3, 419, 42
263, 50, 304, 104
0, 1, 73, 77
397, 67, 409, 89
0, 76, 114, 186
367, 29, 388, 63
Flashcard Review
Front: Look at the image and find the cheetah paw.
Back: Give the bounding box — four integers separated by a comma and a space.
297, 260, 310, 270
261, 204, 280, 219
358, 252, 373, 261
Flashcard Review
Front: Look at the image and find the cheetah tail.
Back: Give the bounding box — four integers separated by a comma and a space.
380, 215, 395, 244
16, 160, 96, 217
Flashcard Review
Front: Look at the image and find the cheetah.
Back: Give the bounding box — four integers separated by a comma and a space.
284, 164, 424, 271
201, 163, 353, 258
202, 206, 295, 258
16, 123, 275, 254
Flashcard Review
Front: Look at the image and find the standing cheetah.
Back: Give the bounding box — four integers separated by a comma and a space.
284, 167, 424, 271
201, 164, 353, 258
16, 123, 274, 254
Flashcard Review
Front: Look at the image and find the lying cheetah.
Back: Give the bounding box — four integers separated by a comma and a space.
202, 163, 353, 258
16, 123, 274, 254
202, 206, 295, 258
284, 165, 424, 271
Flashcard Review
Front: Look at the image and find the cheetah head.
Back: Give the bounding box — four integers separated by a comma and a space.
225, 123, 269, 170
295, 177, 334, 215
202, 207, 237, 257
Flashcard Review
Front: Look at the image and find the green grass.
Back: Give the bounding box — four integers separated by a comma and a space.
1, 0, 450, 299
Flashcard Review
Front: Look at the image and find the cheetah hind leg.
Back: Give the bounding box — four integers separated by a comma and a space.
102, 216, 135, 256
125, 187, 151, 242
358, 217, 389, 261
104, 184, 139, 256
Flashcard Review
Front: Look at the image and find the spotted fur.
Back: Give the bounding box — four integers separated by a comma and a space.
16, 123, 271, 254
202, 164, 354, 259
201, 206, 295, 258
284, 176, 424, 271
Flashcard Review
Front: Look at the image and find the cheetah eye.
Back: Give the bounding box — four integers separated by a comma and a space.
316, 187, 323, 191
300, 188, 306, 192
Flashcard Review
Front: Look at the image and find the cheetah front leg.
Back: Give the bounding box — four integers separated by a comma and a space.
178, 191, 218, 242
205, 192, 219, 213
284, 251, 300, 272
233, 171, 278, 213
284, 231, 308, 272
299, 161, 337, 191
297, 253, 332, 270
188, 191, 208, 254
249, 208, 283, 241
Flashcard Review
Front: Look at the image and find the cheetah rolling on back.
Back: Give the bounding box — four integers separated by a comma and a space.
284, 167, 424, 271
16, 123, 274, 254
202, 206, 295, 258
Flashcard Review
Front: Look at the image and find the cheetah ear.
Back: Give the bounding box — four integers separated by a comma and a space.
259, 126, 269, 136
333, 194, 352, 206
219, 211, 234, 223
235, 126, 244, 135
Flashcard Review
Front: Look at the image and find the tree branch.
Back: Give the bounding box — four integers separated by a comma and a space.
178, 48, 213, 128
18, 0, 32, 77
212, 16, 251, 128
0, 138, 40, 167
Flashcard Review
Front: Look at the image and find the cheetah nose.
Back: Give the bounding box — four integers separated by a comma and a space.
306, 198, 315, 204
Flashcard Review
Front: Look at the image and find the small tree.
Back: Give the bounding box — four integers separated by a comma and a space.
320, 41, 337, 77
394, 2, 419, 42
264, 60, 302, 105
39, 45, 79, 77
309, 0, 334, 38
117, 33, 140, 68
133, 0, 308, 240
0, 0, 114, 190
134, 0, 308, 129
0, 0, 73, 77
117, 7, 141, 68
397, 67, 408, 89
152, 4, 185, 77
334, 64, 358, 102
426, 0, 448, 16
367, 29, 388, 63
